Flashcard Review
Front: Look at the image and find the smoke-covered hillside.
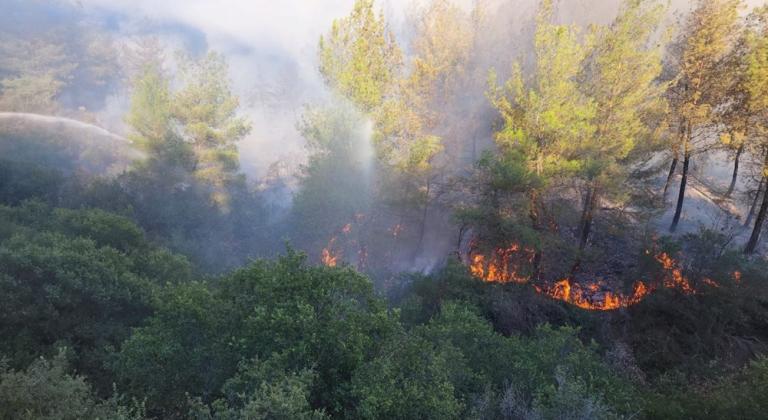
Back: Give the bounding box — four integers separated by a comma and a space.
2, 0, 768, 419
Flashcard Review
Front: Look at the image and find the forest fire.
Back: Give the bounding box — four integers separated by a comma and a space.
537, 279, 651, 311
467, 246, 721, 311
655, 252, 694, 293
321, 237, 340, 267
468, 244, 535, 284
321, 217, 367, 269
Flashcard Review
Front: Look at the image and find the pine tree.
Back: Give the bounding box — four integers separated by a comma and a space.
173, 52, 251, 208
576, 0, 667, 249
742, 6, 768, 254
125, 54, 174, 160
666, 0, 742, 232
378, 0, 475, 257
488, 0, 595, 234
318, 0, 402, 113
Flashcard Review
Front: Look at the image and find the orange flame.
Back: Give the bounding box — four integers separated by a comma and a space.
322, 237, 340, 267
321, 248, 339, 267
468, 244, 533, 284
655, 252, 693, 293
321, 217, 369, 268
540, 278, 651, 311
468, 246, 734, 311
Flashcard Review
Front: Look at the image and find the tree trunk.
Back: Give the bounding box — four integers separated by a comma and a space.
670, 126, 691, 233
745, 179, 768, 255
528, 190, 541, 229
745, 153, 768, 255
726, 143, 744, 198
745, 178, 763, 228
578, 184, 599, 251
415, 180, 431, 259
663, 156, 678, 199
526, 189, 545, 278
663, 124, 686, 199
530, 148, 546, 276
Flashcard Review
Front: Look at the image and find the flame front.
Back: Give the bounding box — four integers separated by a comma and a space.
539, 278, 650, 311
468, 247, 729, 311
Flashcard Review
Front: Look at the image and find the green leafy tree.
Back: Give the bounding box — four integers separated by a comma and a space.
114, 250, 396, 417
173, 52, 251, 208
350, 332, 463, 419
0, 202, 191, 390
717, 25, 753, 199
113, 281, 234, 415
0, 22, 120, 114
0, 349, 145, 420
575, 0, 667, 249
126, 50, 250, 209
482, 0, 594, 267
189, 356, 329, 420
125, 54, 178, 162
318, 0, 402, 113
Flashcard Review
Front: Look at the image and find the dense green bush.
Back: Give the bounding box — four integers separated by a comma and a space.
0, 202, 192, 390
113, 251, 396, 417
0, 160, 64, 205
0, 350, 144, 420
645, 357, 768, 419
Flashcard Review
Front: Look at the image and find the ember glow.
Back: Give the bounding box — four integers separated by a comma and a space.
467, 245, 728, 311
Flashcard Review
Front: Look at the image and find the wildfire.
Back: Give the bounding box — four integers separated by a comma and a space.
539, 279, 651, 311
320, 217, 369, 269
469, 244, 535, 284
321, 237, 340, 267
655, 252, 694, 293
468, 246, 733, 311
541, 251, 701, 310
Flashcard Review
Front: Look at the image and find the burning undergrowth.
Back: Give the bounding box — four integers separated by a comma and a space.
318, 205, 744, 313
463, 240, 741, 311
321, 215, 366, 269
319, 213, 412, 274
